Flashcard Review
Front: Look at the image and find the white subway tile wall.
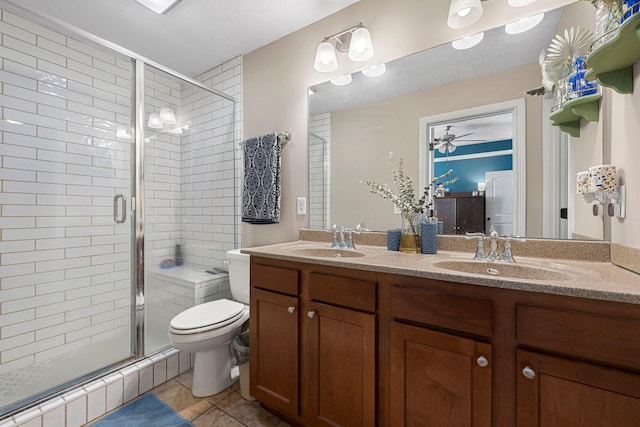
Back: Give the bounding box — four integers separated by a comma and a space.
309, 113, 331, 229
0, 5, 243, 425
0, 7, 134, 410
143, 61, 240, 271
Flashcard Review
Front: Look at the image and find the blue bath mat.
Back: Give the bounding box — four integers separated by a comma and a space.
90, 393, 193, 427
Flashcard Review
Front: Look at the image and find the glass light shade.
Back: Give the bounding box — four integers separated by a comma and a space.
348, 27, 374, 62
135, 0, 181, 14
505, 13, 545, 34
148, 113, 163, 129
330, 74, 352, 86
451, 32, 485, 50
159, 107, 177, 125
314, 41, 338, 73
115, 126, 132, 140
447, 0, 484, 29
361, 63, 386, 77
508, 0, 536, 6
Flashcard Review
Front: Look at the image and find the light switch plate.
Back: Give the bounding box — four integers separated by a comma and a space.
297, 197, 307, 215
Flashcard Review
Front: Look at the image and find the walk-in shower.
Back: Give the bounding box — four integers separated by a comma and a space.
0, 3, 238, 418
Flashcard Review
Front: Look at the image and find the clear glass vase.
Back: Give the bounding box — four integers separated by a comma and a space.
594, 0, 622, 50
399, 212, 420, 253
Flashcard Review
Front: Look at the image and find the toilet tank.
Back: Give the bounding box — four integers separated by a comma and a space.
226, 249, 250, 304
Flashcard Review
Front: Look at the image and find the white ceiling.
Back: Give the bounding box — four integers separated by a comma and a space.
4, 0, 359, 77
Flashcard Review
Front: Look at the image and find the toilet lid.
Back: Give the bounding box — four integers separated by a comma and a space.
170, 299, 245, 331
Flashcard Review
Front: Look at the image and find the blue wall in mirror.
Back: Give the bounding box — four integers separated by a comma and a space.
434, 140, 512, 193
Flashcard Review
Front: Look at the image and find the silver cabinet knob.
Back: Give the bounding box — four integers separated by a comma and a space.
476, 356, 489, 368
522, 366, 536, 380
287, 306, 295, 314
307, 310, 316, 318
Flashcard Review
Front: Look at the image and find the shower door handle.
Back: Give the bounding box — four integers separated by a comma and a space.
114, 194, 127, 224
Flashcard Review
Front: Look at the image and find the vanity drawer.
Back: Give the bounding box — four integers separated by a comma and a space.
251, 263, 299, 296
391, 285, 492, 337
516, 305, 640, 370
308, 272, 376, 312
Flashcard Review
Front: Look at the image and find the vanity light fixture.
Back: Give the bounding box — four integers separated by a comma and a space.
314, 23, 374, 73
330, 74, 353, 86
452, 32, 485, 50
148, 113, 163, 129
135, 0, 181, 14
361, 63, 386, 77
116, 126, 132, 140
505, 13, 545, 34
508, 0, 537, 6
159, 107, 177, 125
447, 0, 487, 29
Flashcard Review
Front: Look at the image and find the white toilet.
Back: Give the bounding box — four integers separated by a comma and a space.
168, 248, 250, 397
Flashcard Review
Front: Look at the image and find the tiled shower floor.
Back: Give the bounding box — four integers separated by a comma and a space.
0, 337, 130, 413
109, 370, 292, 427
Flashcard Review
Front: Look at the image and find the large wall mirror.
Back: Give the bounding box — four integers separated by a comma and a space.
308, 1, 605, 240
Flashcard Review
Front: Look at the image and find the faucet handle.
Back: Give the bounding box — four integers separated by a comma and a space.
465, 232, 486, 260
354, 222, 367, 233
464, 232, 486, 240
500, 236, 526, 263
501, 235, 527, 243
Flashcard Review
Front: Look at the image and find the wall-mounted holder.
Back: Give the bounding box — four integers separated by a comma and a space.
607, 184, 626, 219
578, 165, 625, 219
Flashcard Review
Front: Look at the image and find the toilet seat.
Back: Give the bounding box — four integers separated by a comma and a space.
169, 299, 246, 335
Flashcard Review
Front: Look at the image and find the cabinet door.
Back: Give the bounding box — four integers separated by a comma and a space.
517, 349, 640, 427
434, 198, 457, 234
250, 288, 299, 418
457, 197, 485, 234
304, 301, 376, 427
390, 322, 491, 427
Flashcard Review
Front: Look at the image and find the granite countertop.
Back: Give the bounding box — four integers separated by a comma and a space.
242, 240, 640, 304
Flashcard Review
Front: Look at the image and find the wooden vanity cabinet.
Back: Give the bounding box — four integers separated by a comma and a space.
250, 255, 640, 427
302, 272, 376, 427
515, 303, 640, 427
389, 281, 493, 427
250, 263, 300, 418
250, 258, 377, 427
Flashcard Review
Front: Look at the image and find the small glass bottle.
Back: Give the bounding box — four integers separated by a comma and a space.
175, 244, 183, 266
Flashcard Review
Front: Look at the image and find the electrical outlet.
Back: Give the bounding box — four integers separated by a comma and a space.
297, 197, 307, 215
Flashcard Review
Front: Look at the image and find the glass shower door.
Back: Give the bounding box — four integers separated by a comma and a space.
0, 12, 135, 414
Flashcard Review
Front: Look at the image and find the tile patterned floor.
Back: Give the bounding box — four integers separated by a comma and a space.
133, 370, 291, 427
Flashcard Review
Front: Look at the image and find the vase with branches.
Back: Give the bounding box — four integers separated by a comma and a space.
362, 153, 458, 253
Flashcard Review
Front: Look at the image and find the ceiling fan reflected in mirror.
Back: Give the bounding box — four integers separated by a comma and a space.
433, 125, 486, 154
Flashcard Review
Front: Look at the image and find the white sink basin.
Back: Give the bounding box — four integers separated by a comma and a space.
289, 247, 366, 258
432, 260, 571, 281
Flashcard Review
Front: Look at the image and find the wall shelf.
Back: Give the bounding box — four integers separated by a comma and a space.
585, 12, 640, 94
549, 94, 602, 137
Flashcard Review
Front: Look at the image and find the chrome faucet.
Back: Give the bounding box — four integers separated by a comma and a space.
327, 223, 366, 249
464, 227, 526, 263
487, 226, 500, 261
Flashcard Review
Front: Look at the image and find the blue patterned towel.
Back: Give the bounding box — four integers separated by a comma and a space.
242, 133, 282, 224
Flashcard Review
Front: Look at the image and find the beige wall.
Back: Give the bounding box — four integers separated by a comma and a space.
608, 64, 640, 248
243, 0, 580, 247
329, 63, 543, 234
